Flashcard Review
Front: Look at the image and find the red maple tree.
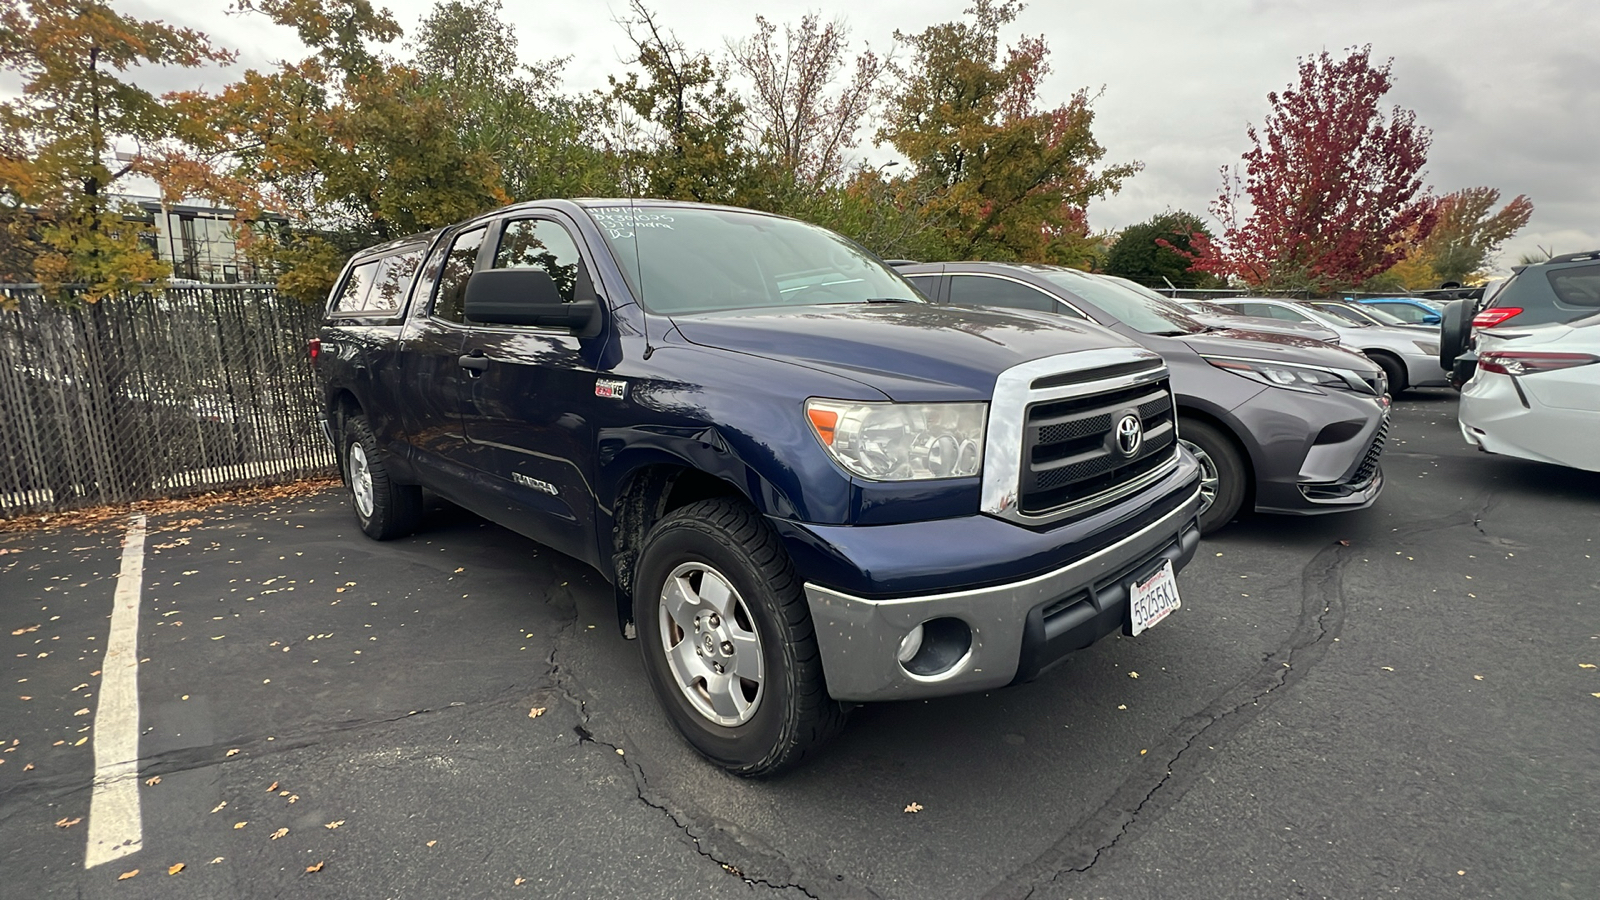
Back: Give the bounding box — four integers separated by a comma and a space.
1190, 46, 1436, 291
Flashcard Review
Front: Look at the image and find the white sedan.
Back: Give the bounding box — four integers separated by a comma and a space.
1459, 312, 1600, 471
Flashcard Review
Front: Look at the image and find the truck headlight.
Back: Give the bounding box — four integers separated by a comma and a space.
805, 399, 986, 481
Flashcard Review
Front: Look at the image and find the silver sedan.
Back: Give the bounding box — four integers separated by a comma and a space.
1200, 298, 1448, 393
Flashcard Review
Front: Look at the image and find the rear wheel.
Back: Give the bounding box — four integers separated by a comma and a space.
1368, 351, 1407, 397
635, 498, 847, 776
1178, 417, 1247, 535
342, 414, 422, 540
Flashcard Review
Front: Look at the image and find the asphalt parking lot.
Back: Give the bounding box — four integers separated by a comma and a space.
2, 389, 1597, 899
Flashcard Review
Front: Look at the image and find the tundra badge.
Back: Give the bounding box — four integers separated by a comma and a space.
595, 378, 627, 400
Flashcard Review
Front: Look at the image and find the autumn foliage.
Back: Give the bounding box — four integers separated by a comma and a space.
1192, 47, 1437, 292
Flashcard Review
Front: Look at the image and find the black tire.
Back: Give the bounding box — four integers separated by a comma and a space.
1439, 299, 1472, 369
1178, 417, 1248, 535
635, 498, 847, 776
342, 413, 422, 540
1367, 351, 1407, 397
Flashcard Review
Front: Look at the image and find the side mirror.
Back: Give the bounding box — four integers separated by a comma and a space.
1423, 313, 1442, 325
463, 268, 599, 335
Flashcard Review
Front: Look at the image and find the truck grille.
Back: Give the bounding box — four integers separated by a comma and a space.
1019, 378, 1177, 516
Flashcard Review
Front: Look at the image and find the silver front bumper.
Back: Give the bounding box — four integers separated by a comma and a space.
803, 486, 1202, 703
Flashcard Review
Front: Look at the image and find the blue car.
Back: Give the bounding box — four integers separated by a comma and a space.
1355, 297, 1442, 325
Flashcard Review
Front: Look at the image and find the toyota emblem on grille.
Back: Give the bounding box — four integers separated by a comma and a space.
1115, 414, 1143, 457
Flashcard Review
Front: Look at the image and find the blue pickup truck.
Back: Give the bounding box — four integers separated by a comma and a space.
314, 199, 1203, 774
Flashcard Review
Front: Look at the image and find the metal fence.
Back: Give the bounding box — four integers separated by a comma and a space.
0, 284, 335, 518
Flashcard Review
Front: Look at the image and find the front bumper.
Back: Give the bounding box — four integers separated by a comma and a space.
798, 483, 1202, 703
1233, 388, 1390, 516
1402, 350, 1451, 388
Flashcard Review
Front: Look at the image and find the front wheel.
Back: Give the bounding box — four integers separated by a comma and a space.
1368, 351, 1408, 397
1178, 417, 1248, 535
635, 498, 847, 776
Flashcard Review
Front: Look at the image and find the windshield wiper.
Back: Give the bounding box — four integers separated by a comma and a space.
862, 297, 919, 304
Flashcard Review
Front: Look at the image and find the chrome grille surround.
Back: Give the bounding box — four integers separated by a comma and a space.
982, 348, 1177, 527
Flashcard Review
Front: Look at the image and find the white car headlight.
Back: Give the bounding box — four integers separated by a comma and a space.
805, 399, 986, 481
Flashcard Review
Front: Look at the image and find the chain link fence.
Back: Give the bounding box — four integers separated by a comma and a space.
0, 284, 335, 518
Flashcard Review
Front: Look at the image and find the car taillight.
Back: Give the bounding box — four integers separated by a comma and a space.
1472, 307, 1523, 328
1477, 351, 1600, 376
308, 338, 321, 361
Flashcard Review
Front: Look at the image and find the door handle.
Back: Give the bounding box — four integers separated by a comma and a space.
458, 354, 489, 372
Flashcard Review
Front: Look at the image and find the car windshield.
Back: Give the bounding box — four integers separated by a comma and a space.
586, 205, 923, 315
1039, 270, 1205, 335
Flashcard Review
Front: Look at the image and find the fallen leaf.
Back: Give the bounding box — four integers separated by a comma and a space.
1473, 675, 1484, 681
266, 781, 278, 792
73, 737, 87, 746
454, 567, 464, 573
225, 748, 239, 757
209, 857, 224, 865
305, 861, 325, 874
210, 801, 227, 813
1116, 704, 1127, 710
1337, 539, 1351, 546
270, 827, 288, 840
74, 708, 90, 716
1140, 749, 1148, 755
145, 775, 161, 786
324, 820, 344, 829
528, 707, 546, 719
11, 625, 39, 635
23, 763, 33, 771
1380, 666, 1394, 672
904, 802, 923, 813
426, 840, 437, 848
278, 790, 290, 796
1580, 663, 1596, 669
287, 794, 298, 804
56, 817, 82, 828
233, 821, 247, 829
514, 877, 526, 885
168, 863, 185, 875
1592, 692, 1600, 699
18, 696, 30, 701
118, 869, 139, 881
1128, 671, 1139, 679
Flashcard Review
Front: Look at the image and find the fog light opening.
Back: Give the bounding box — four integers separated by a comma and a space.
899, 617, 972, 678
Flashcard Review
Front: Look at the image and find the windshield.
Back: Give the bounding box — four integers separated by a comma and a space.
1042, 271, 1206, 335
586, 205, 923, 315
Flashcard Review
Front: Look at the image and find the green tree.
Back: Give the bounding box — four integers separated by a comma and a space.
1104, 211, 1215, 288
608, 1, 751, 204
411, 0, 617, 202
0, 0, 232, 298
1418, 187, 1533, 284
878, 0, 1137, 265
175, 0, 508, 300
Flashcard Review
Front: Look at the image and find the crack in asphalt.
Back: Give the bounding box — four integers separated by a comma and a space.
986, 541, 1354, 900
540, 585, 835, 900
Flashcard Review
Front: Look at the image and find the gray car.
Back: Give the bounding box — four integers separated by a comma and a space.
1103, 276, 1343, 345
898, 263, 1391, 533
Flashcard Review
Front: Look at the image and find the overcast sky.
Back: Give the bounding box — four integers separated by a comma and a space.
111, 0, 1600, 272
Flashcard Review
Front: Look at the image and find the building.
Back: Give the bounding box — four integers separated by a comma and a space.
124, 198, 283, 284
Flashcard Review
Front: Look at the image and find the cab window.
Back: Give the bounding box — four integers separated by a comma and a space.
431, 226, 488, 323
366, 249, 424, 314
492, 219, 584, 303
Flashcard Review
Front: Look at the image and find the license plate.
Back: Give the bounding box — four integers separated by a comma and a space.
1129, 559, 1181, 636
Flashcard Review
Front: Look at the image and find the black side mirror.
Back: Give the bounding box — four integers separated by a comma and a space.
463, 268, 599, 336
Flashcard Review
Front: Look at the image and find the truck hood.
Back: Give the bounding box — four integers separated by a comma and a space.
1168, 328, 1381, 375
670, 303, 1139, 401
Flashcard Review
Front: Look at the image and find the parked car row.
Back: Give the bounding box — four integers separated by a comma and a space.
310, 196, 1589, 775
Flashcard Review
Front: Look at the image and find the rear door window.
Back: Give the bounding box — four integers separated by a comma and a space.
1549, 263, 1600, 307
365, 249, 424, 314
331, 261, 380, 315
948, 275, 1061, 313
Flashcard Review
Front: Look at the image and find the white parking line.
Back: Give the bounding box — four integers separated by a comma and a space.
84, 514, 146, 868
